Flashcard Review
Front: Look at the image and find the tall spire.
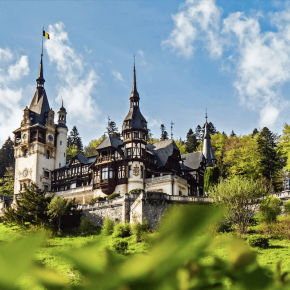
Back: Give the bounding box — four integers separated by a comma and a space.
130, 57, 139, 100
36, 53, 45, 86
202, 112, 216, 167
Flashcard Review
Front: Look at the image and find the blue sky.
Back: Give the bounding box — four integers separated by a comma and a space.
1, 0, 290, 145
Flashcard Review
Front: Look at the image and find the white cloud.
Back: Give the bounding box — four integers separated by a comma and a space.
162, 0, 223, 59
0, 47, 29, 84
164, 0, 290, 128
45, 22, 99, 123
137, 50, 144, 57
0, 48, 29, 144
137, 49, 147, 66
112, 70, 125, 82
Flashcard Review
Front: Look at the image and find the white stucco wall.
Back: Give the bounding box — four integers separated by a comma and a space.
55, 127, 68, 169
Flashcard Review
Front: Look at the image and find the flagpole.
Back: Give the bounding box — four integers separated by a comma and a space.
42, 26, 44, 56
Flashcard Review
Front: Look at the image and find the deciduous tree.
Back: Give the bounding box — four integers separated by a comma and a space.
210, 176, 268, 234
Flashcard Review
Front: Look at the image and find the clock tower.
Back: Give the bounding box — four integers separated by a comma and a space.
13, 53, 57, 195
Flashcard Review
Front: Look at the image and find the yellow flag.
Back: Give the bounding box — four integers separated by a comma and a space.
43, 30, 50, 39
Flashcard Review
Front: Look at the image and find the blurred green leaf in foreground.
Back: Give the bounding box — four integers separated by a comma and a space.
0, 205, 289, 290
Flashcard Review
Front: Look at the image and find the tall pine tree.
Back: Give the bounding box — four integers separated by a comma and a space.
107, 118, 120, 139
185, 128, 198, 153
0, 137, 15, 178
160, 124, 169, 140
194, 125, 203, 142
257, 127, 283, 190
67, 126, 83, 153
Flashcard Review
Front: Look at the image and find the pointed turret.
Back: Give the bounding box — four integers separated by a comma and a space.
202, 113, 216, 167
57, 100, 67, 128
36, 54, 45, 86
130, 61, 140, 101
123, 62, 147, 132
29, 53, 50, 125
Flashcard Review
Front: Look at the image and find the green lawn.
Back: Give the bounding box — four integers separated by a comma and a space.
1, 223, 290, 288
0, 224, 149, 288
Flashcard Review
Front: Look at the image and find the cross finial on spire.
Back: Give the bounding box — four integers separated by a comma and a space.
205, 107, 208, 123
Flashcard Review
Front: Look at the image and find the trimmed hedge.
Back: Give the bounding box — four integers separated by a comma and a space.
89, 197, 105, 204
107, 193, 120, 201
247, 234, 269, 249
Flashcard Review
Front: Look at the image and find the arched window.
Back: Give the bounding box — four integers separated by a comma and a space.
24, 149, 28, 158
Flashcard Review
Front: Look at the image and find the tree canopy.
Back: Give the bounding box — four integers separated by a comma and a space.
67, 126, 83, 153
0, 137, 14, 178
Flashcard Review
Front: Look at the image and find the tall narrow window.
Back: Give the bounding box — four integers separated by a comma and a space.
59, 163, 61, 168
24, 149, 28, 158
46, 150, 50, 159
127, 148, 131, 156
102, 167, 108, 180
128, 166, 132, 178
60, 141, 62, 145
109, 167, 113, 178
141, 166, 143, 178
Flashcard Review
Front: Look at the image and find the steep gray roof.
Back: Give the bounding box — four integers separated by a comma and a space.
96, 136, 123, 150
123, 107, 147, 130
181, 152, 204, 171
146, 139, 179, 167
29, 88, 50, 125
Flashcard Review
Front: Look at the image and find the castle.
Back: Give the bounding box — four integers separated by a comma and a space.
12, 53, 215, 227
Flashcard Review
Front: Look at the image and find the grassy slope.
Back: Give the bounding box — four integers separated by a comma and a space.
1, 224, 290, 287
0, 224, 148, 288
207, 235, 290, 276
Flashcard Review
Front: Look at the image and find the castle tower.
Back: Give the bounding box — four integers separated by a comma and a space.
55, 100, 68, 169
202, 113, 216, 167
122, 63, 148, 192
13, 53, 56, 195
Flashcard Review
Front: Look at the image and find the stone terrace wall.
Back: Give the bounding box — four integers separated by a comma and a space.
78, 192, 211, 228
79, 197, 124, 227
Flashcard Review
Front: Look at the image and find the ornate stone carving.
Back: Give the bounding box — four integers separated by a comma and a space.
133, 165, 139, 176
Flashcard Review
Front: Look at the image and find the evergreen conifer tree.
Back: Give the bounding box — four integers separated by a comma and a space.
230, 130, 236, 137
67, 126, 83, 153
0, 167, 14, 197
107, 118, 120, 139
0, 137, 15, 178
185, 128, 198, 153
203, 166, 220, 194
3, 183, 52, 227
257, 127, 283, 190
252, 128, 259, 137
195, 125, 203, 141
160, 124, 169, 140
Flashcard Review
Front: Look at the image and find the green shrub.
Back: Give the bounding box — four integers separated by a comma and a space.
89, 197, 105, 204
259, 195, 281, 222
131, 220, 150, 242
247, 234, 269, 249
113, 222, 131, 238
102, 218, 114, 236
79, 216, 98, 236
107, 193, 120, 201
112, 239, 128, 254
128, 188, 143, 194
284, 200, 290, 215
